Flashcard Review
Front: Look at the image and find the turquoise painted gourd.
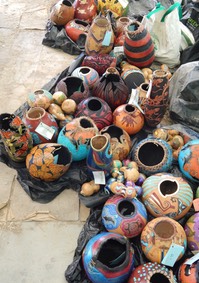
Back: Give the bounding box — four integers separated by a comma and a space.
57, 116, 98, 161
178, 139, 199, 183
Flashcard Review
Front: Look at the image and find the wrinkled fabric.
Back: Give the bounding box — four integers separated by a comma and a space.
180, 39, 199, 63
169, 61, 199, 132
42, 21, 84, 55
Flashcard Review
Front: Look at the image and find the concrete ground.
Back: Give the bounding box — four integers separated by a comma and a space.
0, 1, 90, 282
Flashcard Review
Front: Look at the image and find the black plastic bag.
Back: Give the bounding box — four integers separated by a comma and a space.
42, 21, 85, 55
181, 1, 199, 41
180, 39, 199, 64
169, 61, 199, 132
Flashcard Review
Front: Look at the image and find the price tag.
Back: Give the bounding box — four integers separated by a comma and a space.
92, 171, 106, 185
35, 122, 55, 140
113, 46, 124, 54
185, 252, 199, 265
161, 243, 184, 267
102, 31, 112, 46
193, 198, 199, 211
146, 79, 152, 99
118, 0, 128, 8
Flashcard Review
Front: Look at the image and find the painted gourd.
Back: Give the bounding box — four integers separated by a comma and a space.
71, 66, 99, 89
75, 97, 112, 130
132, 137, 173, 176
142, 173, 193, 220
58, 116, 99, 161
178, 259, 199, 283
184, 212, 199, 251
84, 13, 115, 56
86, 134, 113, 175
102, 194, 147, 238
100, 124, 131, 161
82, 231, 135, 283
178, 139, 199, 183
124, 21, 155, 68
128, 262, 178, 283
141, 216, 187, 263
113, 104, 145, 135
0, 113, 33, 162
23, 107, 59, 145
26, 143, 72, 182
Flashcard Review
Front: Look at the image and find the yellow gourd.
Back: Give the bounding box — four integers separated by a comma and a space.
80, 180, 100, 196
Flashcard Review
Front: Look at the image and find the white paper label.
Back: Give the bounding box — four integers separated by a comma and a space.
128, 89, 145, 114
92, 171, 106, 185
161, 244, 184, 267
113, 46, 124, 54
185, 252, 199, 265
118, 0, 128, 8
35, 122, 55, 140
146, 79, 153, 99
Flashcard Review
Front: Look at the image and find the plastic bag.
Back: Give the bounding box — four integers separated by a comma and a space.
180, 39, 199, 64
127, 0, 157, 19
169, 61, 199, 132
142, 2, 183, 67
42, 21, 85, 55
181, 1, 199, 40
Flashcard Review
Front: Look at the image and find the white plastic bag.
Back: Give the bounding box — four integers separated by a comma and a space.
142, 3, 183, 68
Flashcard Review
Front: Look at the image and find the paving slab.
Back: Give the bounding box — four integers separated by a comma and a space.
0, 1, 25, 28
0, 221, 82, 283
34, 46, 76, 88
0, 31, 74, 113
19, 5, 48, 30
0, 163, 16, 221
0, 28, 16, 66
8, 179, 80, 222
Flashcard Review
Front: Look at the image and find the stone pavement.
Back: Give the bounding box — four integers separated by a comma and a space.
0, 1, 90, 282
